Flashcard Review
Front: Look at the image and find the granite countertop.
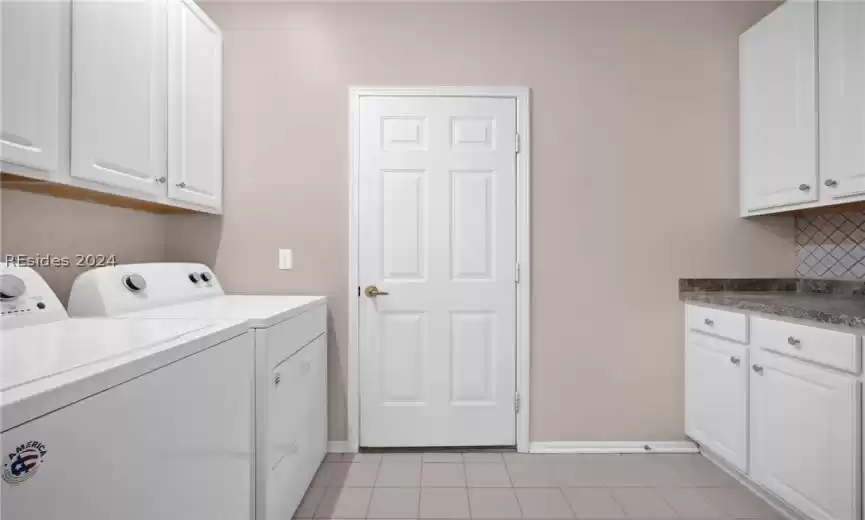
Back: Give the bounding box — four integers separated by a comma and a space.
679, 278, 865, 329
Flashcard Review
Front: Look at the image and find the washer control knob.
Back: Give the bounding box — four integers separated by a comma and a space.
123, 274, 147, 293
0, 275, 25, 301
188, 273, 200, 283
200, 272, 212, 283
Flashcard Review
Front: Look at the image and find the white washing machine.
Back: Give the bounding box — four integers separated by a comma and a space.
67, 263, 327, 520
0, 265, 255, 520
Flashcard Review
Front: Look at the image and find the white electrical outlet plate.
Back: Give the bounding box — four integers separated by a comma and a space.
278, 249, 293, 270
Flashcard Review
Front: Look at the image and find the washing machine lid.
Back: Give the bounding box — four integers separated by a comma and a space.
121, 295, 326, 328
1, 318, 248, 430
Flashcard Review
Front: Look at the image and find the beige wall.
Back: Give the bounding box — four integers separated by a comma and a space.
0, 190, 169, 303
163, 1, 796, 443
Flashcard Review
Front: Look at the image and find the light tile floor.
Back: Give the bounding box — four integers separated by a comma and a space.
295, 452, 782, 520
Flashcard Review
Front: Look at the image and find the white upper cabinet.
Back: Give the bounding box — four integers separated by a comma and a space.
740, 0, 817, 214
167, 0, 223, 211
750, 349, 861, 520
70, 0, 168, 196
1, 0, 70, 180
685, 335, 749, 473
819, 0, 865, 202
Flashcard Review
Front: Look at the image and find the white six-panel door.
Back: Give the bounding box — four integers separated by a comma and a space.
358, 96, 517, 447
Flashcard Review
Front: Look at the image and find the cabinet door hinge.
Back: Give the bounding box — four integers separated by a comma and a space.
514, 393, 521, 413
515, 262, 521, 284
357, 286, 361, 297
515, 133, 521, 154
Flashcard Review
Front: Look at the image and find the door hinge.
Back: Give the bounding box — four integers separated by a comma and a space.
515, 133, 521, 154
514, 393, 521, 413
515, 262, 521, 284
357, 286, 361, 297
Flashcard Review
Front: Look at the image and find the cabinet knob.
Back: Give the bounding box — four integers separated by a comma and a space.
825, 179, 838, 187
155, 176, 166, 184
787, 336, 801, 347
703, 318, 714, 326
730, 356, 741, 366
798, 184, 811, 192
176, 182, 187, 188
752, 364, 764, 374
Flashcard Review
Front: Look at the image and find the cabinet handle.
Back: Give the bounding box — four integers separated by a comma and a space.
176, 182, 187, 188
752, 364, 764, 374
798, 184, 811, 192
787, 336, 801, 347
730, 356, 741, 365
825, 179, 838, 187
703, 318, 714, 326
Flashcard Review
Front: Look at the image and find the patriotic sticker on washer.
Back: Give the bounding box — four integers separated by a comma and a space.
3, 441, 47, 485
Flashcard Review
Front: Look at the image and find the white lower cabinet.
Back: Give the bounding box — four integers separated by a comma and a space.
685, 335, 749, 472
749, 349, 861, 520
685, 304, 863, 520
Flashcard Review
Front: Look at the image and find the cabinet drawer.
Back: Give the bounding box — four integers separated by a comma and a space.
687, 305, 749, 343
265, 304, 326, 369
751, 316, 861, 373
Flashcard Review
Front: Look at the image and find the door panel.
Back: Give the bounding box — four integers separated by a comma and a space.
71, 0, 167, 195
168, 0, 223, 210
0, 0, 69, 179
685, 336, 749, 472
740, 0, 817, 213
750, 350, 860, 520
819, 0, 865, 201
358, 96, 517, 447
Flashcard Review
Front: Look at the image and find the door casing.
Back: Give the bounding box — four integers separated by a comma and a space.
347, 86, 532, 453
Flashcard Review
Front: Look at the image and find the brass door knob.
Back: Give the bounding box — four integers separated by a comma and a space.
364, 285, 390, 298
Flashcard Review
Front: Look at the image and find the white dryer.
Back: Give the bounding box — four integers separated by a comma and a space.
68, 263, 327, 520
0, 265, 254, 520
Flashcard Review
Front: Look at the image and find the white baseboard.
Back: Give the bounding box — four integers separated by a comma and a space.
327, 441, 351, 453
700, 448, 807, 520
529, 441, 699, 454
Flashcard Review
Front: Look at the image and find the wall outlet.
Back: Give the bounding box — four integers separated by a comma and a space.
278, 249, 293, 270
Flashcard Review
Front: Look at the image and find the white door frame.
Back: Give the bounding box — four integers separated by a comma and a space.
347, 86, 532, 453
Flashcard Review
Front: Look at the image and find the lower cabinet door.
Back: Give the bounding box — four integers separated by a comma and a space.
750, 349, 861, 520
685, 336, 749, 472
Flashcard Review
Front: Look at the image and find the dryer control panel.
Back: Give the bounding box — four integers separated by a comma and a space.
68, 263, 225, 317
0, 264, 68, 329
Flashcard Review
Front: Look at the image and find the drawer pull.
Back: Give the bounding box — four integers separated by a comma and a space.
703, 318, 714, 326
730, 356, 741, 366
752, 364, 764, 375
787, 336, 801, 347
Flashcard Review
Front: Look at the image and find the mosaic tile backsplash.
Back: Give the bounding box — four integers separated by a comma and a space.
796, 210, 865, 279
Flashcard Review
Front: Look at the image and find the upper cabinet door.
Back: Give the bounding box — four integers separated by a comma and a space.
1, 0, 70, 180
819, 0, 865, 201
740, 0, 817, 214
167, 0, 223, 212
70, 0, 167, 196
